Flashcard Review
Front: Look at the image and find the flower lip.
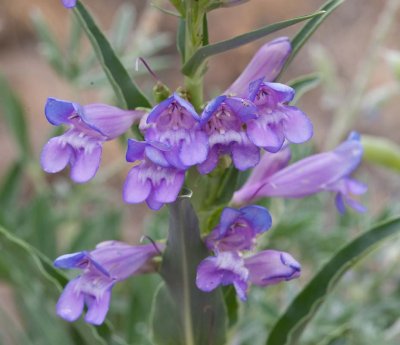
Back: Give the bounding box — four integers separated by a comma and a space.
45, 97, 80, 126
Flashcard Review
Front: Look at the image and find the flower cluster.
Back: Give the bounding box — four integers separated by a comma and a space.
54, 240, 163, 325
196, 206, 301, 300
122, 37, 313, 209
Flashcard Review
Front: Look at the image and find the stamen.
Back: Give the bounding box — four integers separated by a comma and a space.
140, 235, 163, 256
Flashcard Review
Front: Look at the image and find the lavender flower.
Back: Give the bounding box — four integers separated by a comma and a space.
246, 80, 313, 152
196, 250, 300, 300
54, 241, 161, 325
225, 37, 291, 97
123, 139, 185, 210
205, 205, 272, 252
144, 93, 208, 169
41, 98, 143, 183
61, 0, 76, 8
196, 251, 249, 301
232, 132, 367, 213
198, 95, 260, 174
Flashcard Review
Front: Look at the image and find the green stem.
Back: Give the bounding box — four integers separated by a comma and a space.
183, 1, 206, 111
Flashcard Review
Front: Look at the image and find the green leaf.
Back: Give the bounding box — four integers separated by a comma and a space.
266, 216, 400, 345
0, 226, 114, 345
361, 135, 400, 173
0, 75, 30, 158
73, 1, 151, 109
181, 10, 325, 76
287, 73, 320, 103
151, 196, 227, 345
280, 0, 345, 74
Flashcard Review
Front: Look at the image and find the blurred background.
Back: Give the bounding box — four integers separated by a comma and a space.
0, 0, 399, 344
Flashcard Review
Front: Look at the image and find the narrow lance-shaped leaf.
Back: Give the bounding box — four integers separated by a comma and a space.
266, 216, 400, 345
73, 1, 151, 109
151, 196, 227, 345
278, 0, 345, 76
181, 10, 325, 76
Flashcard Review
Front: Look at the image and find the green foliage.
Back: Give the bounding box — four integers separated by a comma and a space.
151, 197, 226, 345
182, 10, 325, 77
362, 135, 400, 173
266, 217, 400, 345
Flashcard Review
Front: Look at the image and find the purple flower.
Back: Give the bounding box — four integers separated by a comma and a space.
61, 0, 77, 8
244, 250, 301, 286
196, 250, 301, 300
205, 205, 272, 252
54, 241, 161, 325
123, 139, 185, 210
232, 132, 367, 213
196, 251, 249, 301
225, 37, 291, 98
144, 93, 208, 169
198, 95, 260, 174
246, 80, 313, 152
41, 98, 144, 183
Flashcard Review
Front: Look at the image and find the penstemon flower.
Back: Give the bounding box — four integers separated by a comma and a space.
143, 93, 209, 169
41, 98, 144, 183
246, 79, 313, 152
198, 95, 260, 174
196, 205, 300, 300
123, 139, 186, 210
54, 241, 162, 325
232, 132, 367, 213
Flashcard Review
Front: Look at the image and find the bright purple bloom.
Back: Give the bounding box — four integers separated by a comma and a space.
196, 251, 249, 301
144, 93, 208, 169
196, 250, 301, 300
61, 0, 76, 8
198, 95, 260, 174
41, 98, 143, 183
54, 241, 161, 325
232, 132, 367, 213
225, 37, 291, 97
244, 250, 301, 286
246, 80, 313, 152
123, 139, 185, 210
205, 205, 272, 252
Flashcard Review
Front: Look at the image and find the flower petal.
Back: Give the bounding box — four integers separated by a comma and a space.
225, 37, 291, 97
56, 278, 84, 322
54, 252, 89, 269
61, 0, 77, 8
70, 144, 102, 183
84, 290, 112, 325
197, 147, 220, 175
152, 170, 185, 203
179, 131, 209, 166
231, 141, 260, 170
240, 205, 272, 233
41, 137, 72, 173
281, 106, 313, 144
123, 166, 152, 203
126, 139, 146, 162
245, 250, 301, 286
81, 104, 144, 139
247, 120, 284, 152
45, 97, 78, 126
